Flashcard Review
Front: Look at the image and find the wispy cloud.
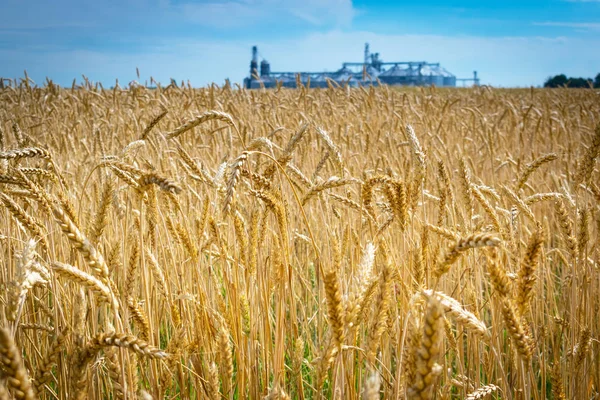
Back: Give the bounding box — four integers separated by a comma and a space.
0, 0, 355, 31
534, 21, 600, 31
0, 22, 94, 31
173, 0, 355, 28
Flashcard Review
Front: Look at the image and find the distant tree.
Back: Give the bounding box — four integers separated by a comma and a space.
544, 74, 595, 88
544, 74, 568, 88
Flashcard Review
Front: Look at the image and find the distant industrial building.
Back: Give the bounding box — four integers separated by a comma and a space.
244, 44, 479, 89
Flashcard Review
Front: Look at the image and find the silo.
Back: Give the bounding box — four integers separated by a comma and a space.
250, 46, 259, 76
379, 65, 411, 86
260, 60, 271, 77
437, 67, 456, 87
443, 76, 456, 87
311, 74, 328, 88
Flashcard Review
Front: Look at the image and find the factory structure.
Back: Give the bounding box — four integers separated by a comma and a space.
244, 44, 479, 89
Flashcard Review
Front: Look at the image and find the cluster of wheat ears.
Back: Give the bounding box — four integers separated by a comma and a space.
0, 79, 598, 399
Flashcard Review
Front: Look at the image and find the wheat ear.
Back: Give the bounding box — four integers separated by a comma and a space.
89, 178, 114, 245
91, 332, 169, 359
140, 109, 168, 140
315, 126, 343, 174
0, 147, 51, 161
33, 329, 66, 394
516, 153, 558, 190
485, 249, 511, 297
51, 262, 116, 307
0, 327, 36, 400
516, 228, 544, 317
575, 123, 600, 185
466, 384, 499, 399
361, 175, 392, 217
0, 192, 49, 252
138, 172, 182, 194
423, 289, 490, 341
323, 266, 345, 349
435, 233, 501, 278
554, 199, 578, 259
500, 299, 533, 361
166, 110, 236, 139
223, 151, 247, 215
52, 205, 112, 284
408, 293, 444, 400
217, 323, 234, 396
302, 176, 358, 205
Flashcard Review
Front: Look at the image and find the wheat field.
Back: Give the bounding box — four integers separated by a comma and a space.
0, 80, 598, 399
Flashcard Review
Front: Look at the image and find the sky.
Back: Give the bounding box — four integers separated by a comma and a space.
0, 0, 599, 87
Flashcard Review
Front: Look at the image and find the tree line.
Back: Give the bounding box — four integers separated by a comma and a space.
544, 73, 600, 88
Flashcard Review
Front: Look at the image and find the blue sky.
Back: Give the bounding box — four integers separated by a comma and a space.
1, 0, 599, 87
